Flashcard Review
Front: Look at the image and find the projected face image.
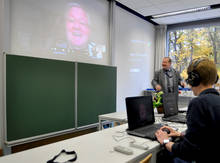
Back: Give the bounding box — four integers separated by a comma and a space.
66, 6, 90, 47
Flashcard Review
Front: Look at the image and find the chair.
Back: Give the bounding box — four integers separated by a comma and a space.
139, 153, 152, 163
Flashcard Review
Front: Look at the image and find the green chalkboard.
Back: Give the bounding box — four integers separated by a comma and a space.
77, 63, 117, 127
6, 55, 75, 141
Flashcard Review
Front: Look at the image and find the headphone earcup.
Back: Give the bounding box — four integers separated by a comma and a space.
187, 71, 201, 87
215, 75, 219, 84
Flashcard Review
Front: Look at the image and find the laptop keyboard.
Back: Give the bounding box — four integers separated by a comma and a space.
135, 124, 162, 134
170, 115, 184, 120
163, 114, 186, 123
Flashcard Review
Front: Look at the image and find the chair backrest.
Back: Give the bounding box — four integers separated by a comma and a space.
139, 153, 152, 163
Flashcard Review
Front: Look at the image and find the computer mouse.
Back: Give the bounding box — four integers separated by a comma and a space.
162, 128, 170, 134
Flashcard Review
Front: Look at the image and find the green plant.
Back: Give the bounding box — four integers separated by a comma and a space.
153, 91, 163, 108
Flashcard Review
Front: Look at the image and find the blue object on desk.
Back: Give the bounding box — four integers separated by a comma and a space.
103, 123, 113, 129
179, 87, 191, 91
146, 88, 155, 91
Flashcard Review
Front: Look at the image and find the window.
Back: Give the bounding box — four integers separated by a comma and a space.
168, 25, 220, 79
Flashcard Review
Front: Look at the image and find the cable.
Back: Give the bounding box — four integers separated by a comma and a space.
112, 131, 135, 143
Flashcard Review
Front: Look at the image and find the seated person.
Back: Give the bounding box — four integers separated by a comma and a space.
155, 58, 220, 163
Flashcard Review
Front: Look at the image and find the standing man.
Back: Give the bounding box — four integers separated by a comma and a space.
151, 57, 185, 94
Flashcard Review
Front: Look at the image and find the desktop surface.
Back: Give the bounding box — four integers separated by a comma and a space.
0, 124, 159, 163
0, 118, 187, 163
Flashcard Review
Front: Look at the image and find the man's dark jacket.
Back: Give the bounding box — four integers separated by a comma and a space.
172, 88, 220, 163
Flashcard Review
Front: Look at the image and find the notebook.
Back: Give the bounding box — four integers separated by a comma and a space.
125, 95, 163, 140
162, 93, 186, 123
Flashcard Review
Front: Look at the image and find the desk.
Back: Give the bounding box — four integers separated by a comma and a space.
0, 117, 186, 163
99, 112, 127, 130
98, 111, 186, 130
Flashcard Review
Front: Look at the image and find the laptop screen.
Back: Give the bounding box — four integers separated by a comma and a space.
163, 93, 178, 117
125, 96, 155, 130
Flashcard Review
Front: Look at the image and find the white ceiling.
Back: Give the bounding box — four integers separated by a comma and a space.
116, 0, 220, 25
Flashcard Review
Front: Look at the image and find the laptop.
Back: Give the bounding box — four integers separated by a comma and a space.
162, 93, 186, 123
125, 95, 163, 140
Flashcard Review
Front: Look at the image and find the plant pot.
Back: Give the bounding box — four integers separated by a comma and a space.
157, 106, 164, 114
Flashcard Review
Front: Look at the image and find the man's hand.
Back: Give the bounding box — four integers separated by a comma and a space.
160, 126, 181, 137
155, 84, 162, 91
180, 81, 186, 88
155, 129, 169, 145
155, 127, 175, 152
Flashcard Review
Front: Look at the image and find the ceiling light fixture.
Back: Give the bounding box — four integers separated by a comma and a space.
152, 6, 211, 19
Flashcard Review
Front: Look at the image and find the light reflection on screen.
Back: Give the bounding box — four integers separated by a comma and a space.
129, 40, 150, 73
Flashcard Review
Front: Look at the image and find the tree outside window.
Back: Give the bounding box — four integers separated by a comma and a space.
168, 26, 220, 80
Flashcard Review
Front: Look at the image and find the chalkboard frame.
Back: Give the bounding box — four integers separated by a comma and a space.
4, 54, 117, 145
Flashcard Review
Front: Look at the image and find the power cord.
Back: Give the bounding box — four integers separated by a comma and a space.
112, 130, 135, 143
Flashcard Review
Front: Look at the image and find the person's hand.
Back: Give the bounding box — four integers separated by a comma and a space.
155, 129, 169, 145
180, 81, 186, 88
160, 126, 181, 137
155, 84, 162, 91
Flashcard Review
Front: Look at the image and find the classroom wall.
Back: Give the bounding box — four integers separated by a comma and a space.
0, 59, 2, 149
0, 57, 3, 150
0, 32, 2, 149
1, 0, 10, 150
0, 0, 5, 149
114, 6, 155, 112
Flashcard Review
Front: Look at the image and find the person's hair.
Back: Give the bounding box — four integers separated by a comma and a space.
66, 2, 91, 25
187, 58, 217, 86
164, 57, 172, 63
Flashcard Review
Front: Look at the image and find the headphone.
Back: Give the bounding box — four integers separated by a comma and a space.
186, 58, 219, 87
